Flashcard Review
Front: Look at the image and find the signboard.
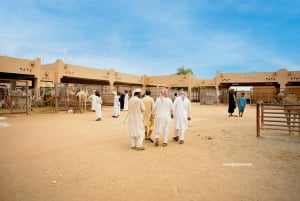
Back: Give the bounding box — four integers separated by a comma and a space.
16, 80, 32, 86
40, 81, 53, 87
240, 73, 256, 78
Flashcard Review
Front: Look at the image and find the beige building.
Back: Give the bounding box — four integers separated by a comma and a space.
1, 55, 300, 105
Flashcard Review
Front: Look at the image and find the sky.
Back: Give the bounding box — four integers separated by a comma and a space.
1, 0, 300, 78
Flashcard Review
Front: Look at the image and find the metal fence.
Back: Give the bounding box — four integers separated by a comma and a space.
256, 103, 300, 137
46, 83, 107, 112
0, 79, 31, 114
0, 81, 111, 114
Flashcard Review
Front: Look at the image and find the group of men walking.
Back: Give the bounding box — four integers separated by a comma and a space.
127, 88, 191, 151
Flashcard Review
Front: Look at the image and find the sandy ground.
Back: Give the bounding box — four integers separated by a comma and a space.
0, 103, 300, 201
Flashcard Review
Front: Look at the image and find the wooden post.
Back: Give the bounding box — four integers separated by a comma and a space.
55, 83, 58, 112
84, 88, 87, 113
256, 103, 260, 137
298, 116, 300, 136
261, 103, 264, 127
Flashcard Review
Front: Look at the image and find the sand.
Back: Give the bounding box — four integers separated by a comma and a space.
0, 103, 300, 201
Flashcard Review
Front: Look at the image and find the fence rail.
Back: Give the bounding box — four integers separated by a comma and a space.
256, 103, 300, 137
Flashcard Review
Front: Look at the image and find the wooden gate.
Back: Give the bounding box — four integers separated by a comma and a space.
256, 103, 300, 137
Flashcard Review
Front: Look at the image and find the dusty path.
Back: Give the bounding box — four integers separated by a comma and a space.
0, 104, 300, 201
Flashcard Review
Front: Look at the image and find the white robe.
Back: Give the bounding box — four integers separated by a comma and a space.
112, 95, 120, 117
173, 96, 191, 131
89, 94, 97, 111
153, 97, 174, 143
95, 96, 102, 119
123, 93, 129, 111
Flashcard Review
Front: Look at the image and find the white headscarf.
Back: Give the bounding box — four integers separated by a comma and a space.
132, 88, 141, 96
179, 89, 187, 100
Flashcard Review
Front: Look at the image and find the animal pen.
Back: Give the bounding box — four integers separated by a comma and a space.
44, 83, 107, 112
256, 103, 300, 137
0, 79, 31, 114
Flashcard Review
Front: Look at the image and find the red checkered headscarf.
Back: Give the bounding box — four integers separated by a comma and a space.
160, 88, 169, 99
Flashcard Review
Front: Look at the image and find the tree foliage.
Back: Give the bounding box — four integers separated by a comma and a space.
176, 66, 193, 75
172, 66, 194, 91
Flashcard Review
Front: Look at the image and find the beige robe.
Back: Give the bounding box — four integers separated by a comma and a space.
128, 96, 146, 137
142, 95, 155, 129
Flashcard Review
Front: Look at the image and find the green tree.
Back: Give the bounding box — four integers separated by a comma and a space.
174, 66, 199, 92
176, 66, 193, 75
172, 66, 194, 91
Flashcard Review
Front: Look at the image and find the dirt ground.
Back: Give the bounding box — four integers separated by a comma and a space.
0, 103, 300, 201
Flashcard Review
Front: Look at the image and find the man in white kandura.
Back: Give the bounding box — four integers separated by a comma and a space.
123, 90, 129, 111
112, 91, 120, 118
127, 88, 146, 150
88, 89, 97, 111
153, 88, 174, 147
173, 90, 191, 144
95, 90, 102, 121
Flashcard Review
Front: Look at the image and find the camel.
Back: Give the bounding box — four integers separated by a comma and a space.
9, 88, 32, 111
282, 93, 300, 135
38, 86, 91, 112
40, 87, 56, 107
76, 90, 89, 113
276, 90, 290, 104
277, 92, 285, 104
66, 87, 78, 108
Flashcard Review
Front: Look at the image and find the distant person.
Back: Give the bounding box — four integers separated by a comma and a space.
142, 89, 155, 143
172, 92, 177, 102
228, 88, 236, 116
112, 91, 120, 118
123, 90, 129, 111
238, 91, 247, 117
153, 88, 174, 147
127, 88, 146, 150
95, 90, 102, 121
5, 95, 11, 109
119, 91, 125, 111
173, 90, 191, 144
88, 90, 97, 112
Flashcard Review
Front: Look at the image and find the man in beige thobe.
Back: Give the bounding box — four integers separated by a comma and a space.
127, 88, 146, 150
142, 89, 155, 143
